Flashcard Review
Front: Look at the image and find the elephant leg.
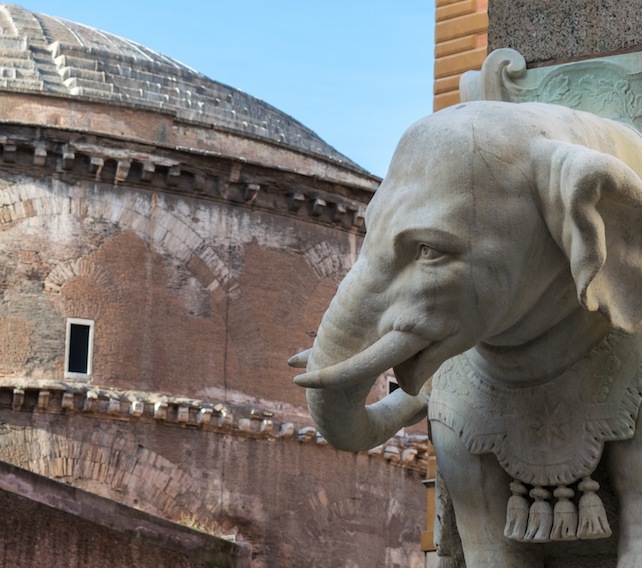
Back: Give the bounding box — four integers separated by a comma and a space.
607, 422, 642, 568
430, 421, 544, 568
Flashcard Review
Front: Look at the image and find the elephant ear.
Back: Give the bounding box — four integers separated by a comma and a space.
533, 139, 642, 333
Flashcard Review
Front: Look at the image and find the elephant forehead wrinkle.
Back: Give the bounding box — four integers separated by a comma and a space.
387, 195, 473, 237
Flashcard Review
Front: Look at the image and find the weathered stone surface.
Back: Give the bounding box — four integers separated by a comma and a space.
295, 100, 642, 566
0, 5, 429, 567
0, 407, 427, 568
0, 128, 371, 406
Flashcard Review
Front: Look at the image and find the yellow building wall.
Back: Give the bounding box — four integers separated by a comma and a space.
434, 0, 488, 111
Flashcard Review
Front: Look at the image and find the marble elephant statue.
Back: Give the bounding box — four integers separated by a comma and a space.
289, 101, 642, 567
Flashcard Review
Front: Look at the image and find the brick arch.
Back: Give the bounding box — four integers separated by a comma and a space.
302, 239, 358, 280
0, 180, 231, 293
45, 257, 119, 296
0, 425, 230, 528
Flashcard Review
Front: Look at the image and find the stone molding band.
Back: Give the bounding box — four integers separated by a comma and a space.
0, 378, 429, 471
0, 121, 371, 232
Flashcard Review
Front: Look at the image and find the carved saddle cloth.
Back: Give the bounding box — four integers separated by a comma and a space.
428, 330, 642, 541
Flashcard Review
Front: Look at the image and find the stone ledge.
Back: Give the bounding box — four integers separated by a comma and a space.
0, 459, 251, 567
0, 90, 379, 189
0, 123, 373, 233
0, 378, 429, 471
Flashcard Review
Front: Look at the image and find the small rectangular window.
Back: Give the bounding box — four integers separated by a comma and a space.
65, 318, 94, 379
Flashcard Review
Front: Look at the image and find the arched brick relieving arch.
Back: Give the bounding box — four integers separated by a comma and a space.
0, 179, 231, 293
303, 238, 359, 281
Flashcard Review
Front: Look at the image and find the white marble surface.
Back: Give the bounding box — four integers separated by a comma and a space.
292, 100, 642, 566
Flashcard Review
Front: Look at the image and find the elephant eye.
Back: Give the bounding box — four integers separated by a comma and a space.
417, 244, 446, 262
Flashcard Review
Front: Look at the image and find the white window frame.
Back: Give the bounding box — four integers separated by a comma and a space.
64, 318, 94, 380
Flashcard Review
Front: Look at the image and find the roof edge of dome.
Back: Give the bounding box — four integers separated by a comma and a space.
0, 3, 371, 175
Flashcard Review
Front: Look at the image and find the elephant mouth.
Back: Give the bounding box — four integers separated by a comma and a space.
393, 346, 435, 395
292, 330, 433, 395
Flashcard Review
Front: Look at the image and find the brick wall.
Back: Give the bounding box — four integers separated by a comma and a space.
0, 461, 248, 568
0, 405, 428, 568
0, 112, 429, 567
434, 0, 488, 111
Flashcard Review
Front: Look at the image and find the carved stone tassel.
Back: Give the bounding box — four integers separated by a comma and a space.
550, 485, 578, 541
577, 476, 612, 539
504, 480, 529, 540
525, 486, 553, 542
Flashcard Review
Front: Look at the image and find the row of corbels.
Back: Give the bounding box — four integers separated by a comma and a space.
9, 386, 274, 432
367, 444, 421, 466
0, 134, 368, 229
4, 384, 427, 468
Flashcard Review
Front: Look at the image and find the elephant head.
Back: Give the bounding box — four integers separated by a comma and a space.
290, 101, 642, 452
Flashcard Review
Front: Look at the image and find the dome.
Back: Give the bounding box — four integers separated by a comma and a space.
0, 3, 364, 171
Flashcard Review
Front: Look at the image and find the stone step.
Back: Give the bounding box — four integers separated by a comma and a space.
0, 66, 40, 79
0, 47, 30, 59
0, 36, 27, 50
63, 76, 114, 93
58, 65, 105, 83
53, 54, 98, 71
67, 85, 117, 99
140, 90, 169, 104
109, 65, 176, 86
0, 55, 36, 69
0, 76, 42, 90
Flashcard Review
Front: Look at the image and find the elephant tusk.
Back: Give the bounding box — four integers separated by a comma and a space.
287, 349, 312, 369
293, 331, 431, 389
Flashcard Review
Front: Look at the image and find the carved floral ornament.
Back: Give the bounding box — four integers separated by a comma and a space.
460, 48, 642, 132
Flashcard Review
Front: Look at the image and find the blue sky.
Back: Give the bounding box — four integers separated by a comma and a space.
19, 1, 435, 177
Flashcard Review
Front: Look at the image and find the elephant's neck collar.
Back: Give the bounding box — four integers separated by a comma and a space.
430, 328, 642, 545
471, 312, 613, 386
467, 328, 634, 388
430, 327, 642, 486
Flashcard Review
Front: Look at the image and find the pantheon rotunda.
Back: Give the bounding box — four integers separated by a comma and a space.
0, 4, 430, 567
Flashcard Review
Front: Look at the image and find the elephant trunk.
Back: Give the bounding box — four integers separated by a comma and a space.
297, 266, 428, 452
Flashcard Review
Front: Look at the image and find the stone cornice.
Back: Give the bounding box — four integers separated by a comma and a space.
0, 3, 366, 174
0, 120, 373, 233
0, 91, 380, 189
0, 378, 429, 472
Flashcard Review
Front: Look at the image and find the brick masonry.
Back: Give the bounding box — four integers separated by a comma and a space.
0, 386, 427, 567
0, 461, 250, 568
0, 77, 427, 568
0, 5, 432, 567
0, 151, 363, 404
